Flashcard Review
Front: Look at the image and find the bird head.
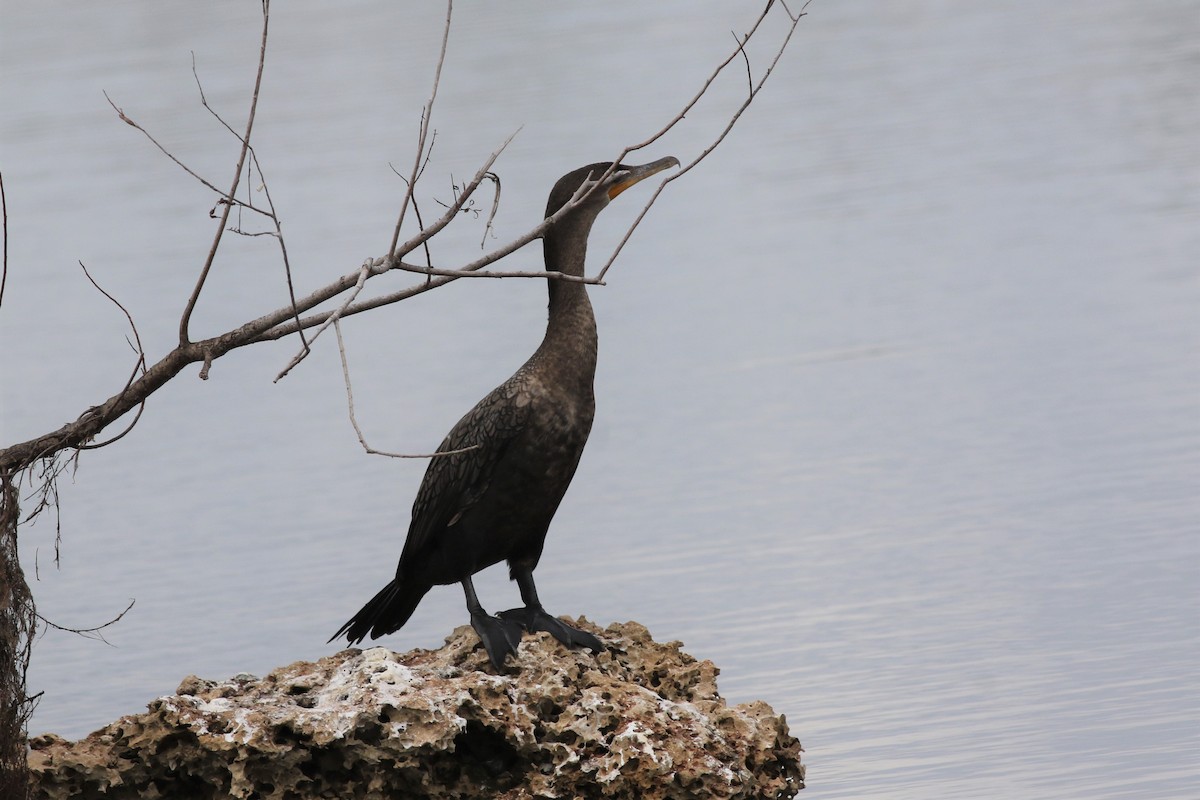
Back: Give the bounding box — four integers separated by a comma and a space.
544, 156, 680, 220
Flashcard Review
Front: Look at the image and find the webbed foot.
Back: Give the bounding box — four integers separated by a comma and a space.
498, 605, 604, 652
470, 611, 525, 671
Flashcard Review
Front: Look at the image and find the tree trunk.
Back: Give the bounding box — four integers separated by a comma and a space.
0, 474, 35, 800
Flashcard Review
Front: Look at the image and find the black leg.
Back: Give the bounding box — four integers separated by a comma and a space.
498, 568, 604, 653
462, 576, 524, 670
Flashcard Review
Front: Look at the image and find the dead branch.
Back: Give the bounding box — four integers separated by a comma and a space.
395, 262, 599, 283
35, 599, 136, 646
0, 170, 8, 310
389, 0, 454, 259
246, 150, 309, 356
479, 172, 501, 248
1, 0, 808, 479
102, 93, 269, 218
595, 0, 810, 281
618, 0, 783, 159
269, 128, 518, 378
177, 0, 273, 347
74, 262, 147, 451
192, 54, 310, 356
274, 263, 371, 382
389, 134, 440, 271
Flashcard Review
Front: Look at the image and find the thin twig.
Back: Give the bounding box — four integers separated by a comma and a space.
178, 0, 272, 346
394, 262, 600, 283
16, 449, 79, 568
274, 263, 370, 382
616, 0, 780, 159
480, 172, 501, 248
190, 50, 309, 355
36, 599, 136, 646
0, 170, 7, 310
334, 319, 477, 459
253, 147, 605, 344
388, 0, 453, 259
75, 262, 148, 450
102, 92, 268, 218
411, 195, 433, 274
249, 150, 309, 355
271, 129, 515, 377
595, 0, 809, 281
389, 157, 437, 273
390, 127, 519, 261
735, 30, 754, 93
192, 51, 243, 141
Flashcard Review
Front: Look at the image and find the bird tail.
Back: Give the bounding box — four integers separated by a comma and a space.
328, 578, 430, 646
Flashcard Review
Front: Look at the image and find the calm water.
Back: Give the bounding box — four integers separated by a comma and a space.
2, 2, 1197, 798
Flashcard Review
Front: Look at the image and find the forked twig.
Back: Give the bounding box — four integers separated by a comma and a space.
178, 0, 273, 346
190, 52, 310, 357
247, 149, 309, 356
274, 263, 370, 382
102, 92, 269, 218
391, 128, 519, 262
256, 140, 606, 344
595, 0, 811, 281
75, 261, 148, 450
389, 145, 439, 272
479, 172, 501, 248
272, 128, 517, 378
618, 0, 783, 159
388, 0, 454, 260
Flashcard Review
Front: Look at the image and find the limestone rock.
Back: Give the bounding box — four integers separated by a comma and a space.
29, 620, 803, 799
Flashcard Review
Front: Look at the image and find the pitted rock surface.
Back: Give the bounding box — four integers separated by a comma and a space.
29, 620, 803, 799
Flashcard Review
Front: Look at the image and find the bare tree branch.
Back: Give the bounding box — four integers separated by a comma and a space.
247, 150, 310, 357
189, 54, 311, 357
617, 0, 782, 158
274, 263, 371, 383
595, 0, 810, 281
192, 51, 244, 141
0, 0, 809, 479
35, 599, 136, 646
0, 171, 8, 311
389, 134, 440, 272
177, 0, 273, 346
388, 0, 454, 260
102, 92, 270, 218
395, 262, 599, 283
255, 152, 609, 344
480, 172, 501, 248
74, 262, 147, 451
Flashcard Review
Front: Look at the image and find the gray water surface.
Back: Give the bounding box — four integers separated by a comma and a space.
2, 2, 1197, 798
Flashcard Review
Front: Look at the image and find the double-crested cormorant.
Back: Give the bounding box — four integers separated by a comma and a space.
330, 156, 679, 670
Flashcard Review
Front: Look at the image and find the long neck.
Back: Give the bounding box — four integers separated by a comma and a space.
531, 225, 598, 387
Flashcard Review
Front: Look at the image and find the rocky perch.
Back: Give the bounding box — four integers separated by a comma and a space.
29, 620, 803, 799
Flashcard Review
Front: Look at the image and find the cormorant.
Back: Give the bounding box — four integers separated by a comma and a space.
330, 156, 680, 670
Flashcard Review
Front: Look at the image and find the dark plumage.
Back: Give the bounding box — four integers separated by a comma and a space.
330, 157, 679, 669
